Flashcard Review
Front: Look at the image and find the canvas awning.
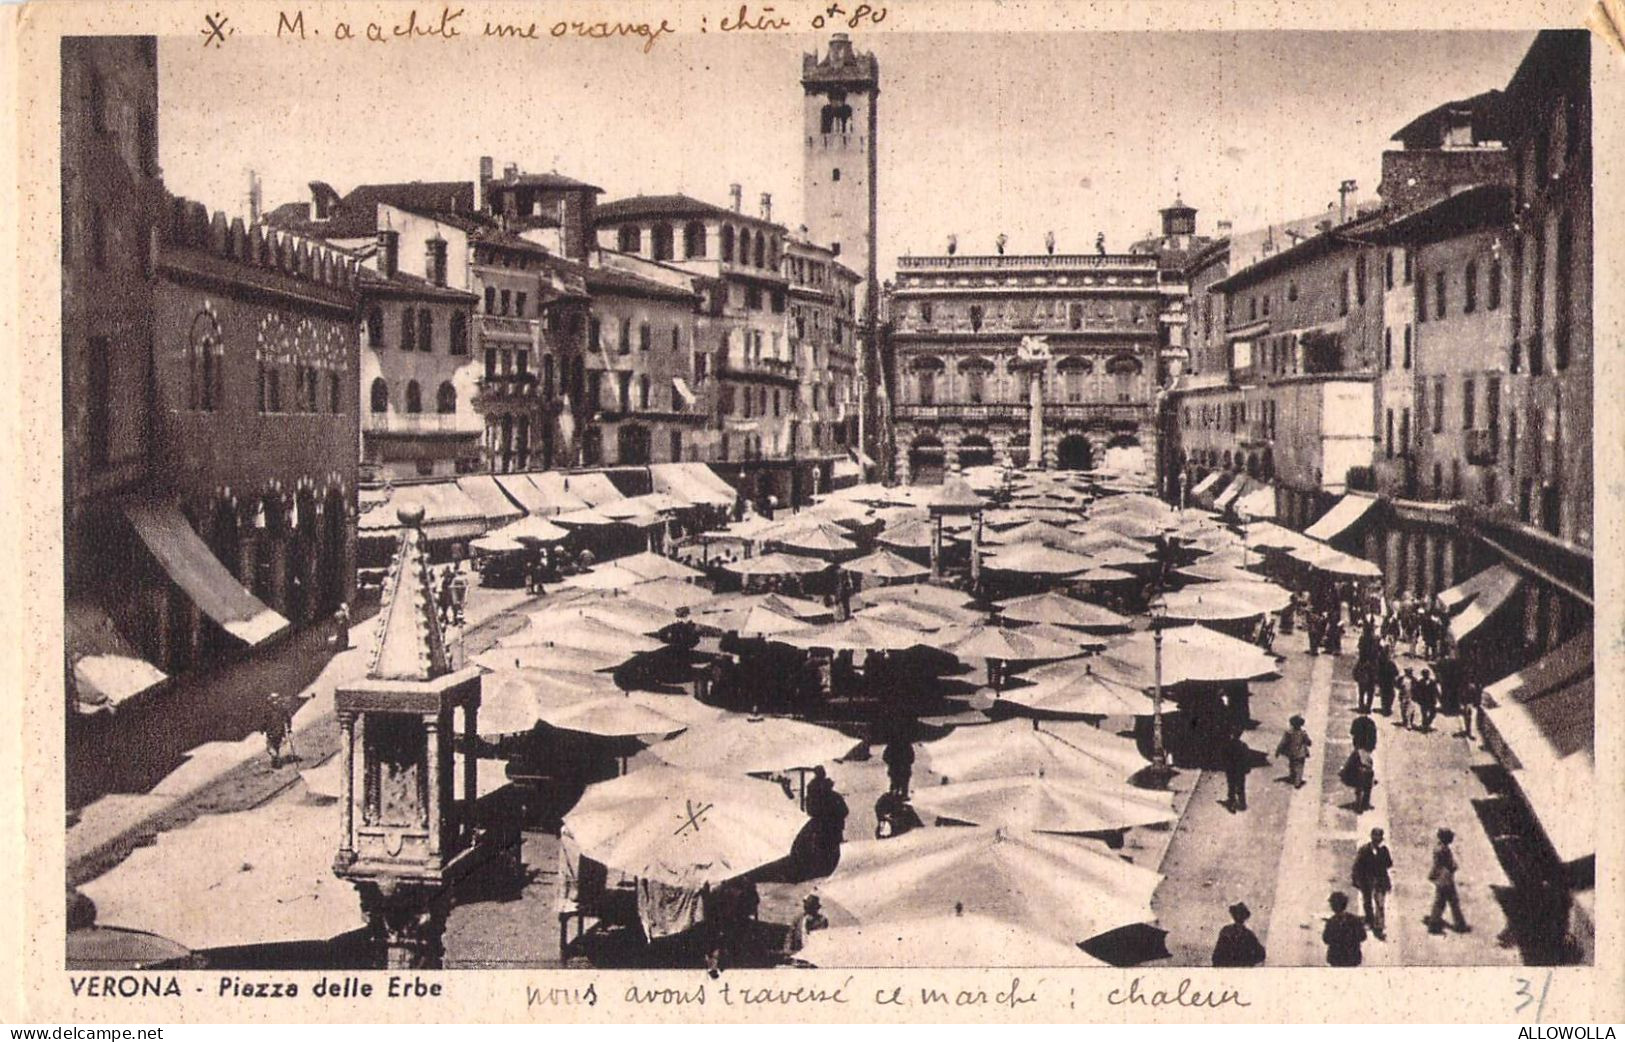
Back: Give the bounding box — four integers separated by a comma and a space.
1447, 564, 1523, 642
492, 474, 552, 516
357, 482, 488, 542
564, 472, 625, 507
650, 462, 733, 508
1214, 476, 1250, 512
1303, 493, 1378, 542
455, 475, 524, 525
671, 377, 697, 407
66, 597, 167, 713
1235, 484, 1277, 520
1189, 471, 1225, 500
1482, 632, 1595, 865
1437, 561, 1518, 614
122, 498, 289, 646
852, 449, 876, 469
527, 472, 593, 515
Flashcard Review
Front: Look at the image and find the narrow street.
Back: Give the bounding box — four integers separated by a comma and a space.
1153, 622, 1522, 967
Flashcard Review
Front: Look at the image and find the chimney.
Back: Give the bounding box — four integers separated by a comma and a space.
377, 229, 399, 278
759, 192, 773, 223
249, 171, 262, 225
1217, 220, 1233, 236
504, 163, 519, 181
426, 235, 448, 287
729, 183, 743, 213
478, 156, 494, 213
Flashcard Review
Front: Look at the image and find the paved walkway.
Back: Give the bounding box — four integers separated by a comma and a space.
1153, 625, 1522, 967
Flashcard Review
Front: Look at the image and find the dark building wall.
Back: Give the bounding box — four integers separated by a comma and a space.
1378, 147, 1513, 212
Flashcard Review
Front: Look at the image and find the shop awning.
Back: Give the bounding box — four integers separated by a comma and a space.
528, 472, 593, 515
491, 474, 550, 516
650, 462, 733, 508
1304, 493, 1378, 542
1447, 564, 1523, 642
357, 482, 489, 542
564, 472, 625, 507
1437, 561, 1517, 614
672, 377, 697, 407
456, 475, 524, 526
1235, 484, 1277, 520
122, 498, 289, 646
1483, 633, 1595, 864
66, 597, 168, 713
853, 449, 876, 469
1190, 472, 1224, 498
1214, 476, 1250, 512
833, 459, 861, 479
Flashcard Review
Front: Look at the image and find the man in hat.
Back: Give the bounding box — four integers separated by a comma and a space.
1416, 668, 1441, 732
1352, 827, 1394, 940
1378, 648, 1400, 715
1275, 715, 1313, 789
1221, 726, 1253, 812
262, 691, 294, 769
1211, 902, 1267, 967
1425, 828, 1470, 934
1398, 667, 1418, 730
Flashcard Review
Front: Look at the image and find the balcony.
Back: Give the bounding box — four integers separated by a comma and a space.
1043, 402, 1152, 427
474, 374, 541, 401
896, 254, 1156, 273
1465, 427, 1499, 465
894, 403, 1027, 424
477, 314, 536, 341
717, 353, 800, 387
362, 412, 482, 436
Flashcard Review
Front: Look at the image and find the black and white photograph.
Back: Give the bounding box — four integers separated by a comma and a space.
33, 1, 1611, 1012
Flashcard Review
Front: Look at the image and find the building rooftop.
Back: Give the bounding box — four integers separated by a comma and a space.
266, 180, 476, 239
1389, 90, 1509, 149
595, 194, 786, 231
491, 170, 603, 193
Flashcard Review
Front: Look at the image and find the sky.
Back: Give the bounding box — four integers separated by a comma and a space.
156, 29, 1537, 278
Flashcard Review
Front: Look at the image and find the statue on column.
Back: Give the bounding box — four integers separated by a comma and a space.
995, 233, 1007, 256
1045, 231, 1056, 256
947, 234, 957, 256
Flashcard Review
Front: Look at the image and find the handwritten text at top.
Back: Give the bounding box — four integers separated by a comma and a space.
274, 4, 888, 54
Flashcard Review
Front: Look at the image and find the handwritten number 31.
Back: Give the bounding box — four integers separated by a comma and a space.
1515, 972, 1552, 1023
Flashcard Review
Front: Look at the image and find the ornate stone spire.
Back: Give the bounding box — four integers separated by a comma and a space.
368, 505, 452, 681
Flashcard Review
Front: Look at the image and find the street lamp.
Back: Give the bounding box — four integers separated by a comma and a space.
1147, 595, 1173, 785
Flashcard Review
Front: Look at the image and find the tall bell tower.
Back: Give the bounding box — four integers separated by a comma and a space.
803, 33, 883, 471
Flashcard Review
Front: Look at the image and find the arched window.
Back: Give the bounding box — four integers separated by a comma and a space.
617, 225, 641, 253
651, 223, 674, 261
369, 378, 388, 413
1106, 354, 1142, 403
913, 357, 944, 405
188, 311, 224, 412
417, 308, 433, 351
683, 221, 706, 258
405, 380, 422, 414
720, 225, 735, 263
436, 381, 456, 414
639, 322, 651, 352
400, 309, 415, 351
366, 306, 384, 347
753, 231, 766, 268
1058, 357, 1093, 402
821, 94, 853, 134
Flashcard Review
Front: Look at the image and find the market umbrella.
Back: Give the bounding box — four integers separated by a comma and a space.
540, 693, 689, 739
553, 507, 617, 527
474, 668, 623, 735
1160, 580, 1291, 616
470, 534, 525, 554
937, 623, 1084, 663
1093, 515, 1170, 540
850, 584, 978, 612
775, 617, 932, 653
1077, 545, 1153, 569
920, 718, 1149, 784
528, 599, 679, 637
695, 591, 833, 621
1002, 658, 1158, 716
840, 549, 930, 581
473, 643, 626, 675
79, 801, 366, 952
651, 716, 861, 774
558, 563, 649, 591
1015, 622, 1110, 651
815, 828, 1161, 947
694, 602, 810, 639
1095, 624, 1280, 686
615, 551, 706, 582
798, 913, 1104, 968
1244, 521, 1313, 552
983, 542, 1094, 576
997, 592, 1132, 631
910, 773, 1176, 832
1290, 543, 1383, 578
563, 767, 807, 886
983, 520, 1076, 546
505, 615, 665, 657
855, 600, 983, 631
771, 524, 859, 556
723, 553, 832, 578
626, 577, 716, 612
804, 497, 877, 526
1176, 562, 1265, 584
491, 515, 570, 544
877, 518, 957, 551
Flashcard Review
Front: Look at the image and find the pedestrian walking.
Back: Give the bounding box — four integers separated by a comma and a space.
1221, 727, 1252, 813
1352, 827, 1394, 940
1416, 668, 1440, 732
881, 737, 915, 798
1341, 745, 1375, 812
263, 691, 295, 769
1323, 891, 1369, 966
331, 601, 351, 652
1425, 828, 1470, 934
1349, 713, 1378, 754
1459, 680, 1483, 740
1353, 655, 1378, 714
1398, 667, 1417, 729
1274, 715, 1313, 789
1211, 902, 1267, 968
1378, 651, 1399, 715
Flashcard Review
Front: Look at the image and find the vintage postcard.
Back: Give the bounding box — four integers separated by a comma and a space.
3, 0, 1621, 1024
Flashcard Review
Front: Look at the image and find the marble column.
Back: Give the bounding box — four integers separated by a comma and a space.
1028, 371, 1043, 468
424, 716, 441, 860
337, 712, 357, 864
970, 513, 983, 589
